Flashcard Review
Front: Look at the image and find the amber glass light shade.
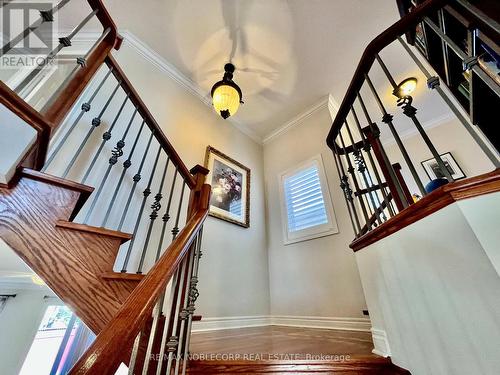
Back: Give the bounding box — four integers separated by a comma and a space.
211, 63, 243, 119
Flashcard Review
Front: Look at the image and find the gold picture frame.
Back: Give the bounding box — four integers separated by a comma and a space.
204, 146, 250, 228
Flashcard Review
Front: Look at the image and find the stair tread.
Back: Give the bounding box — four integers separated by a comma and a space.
21, 168, 94, 220
101, 271, 145, 282
56, 220, 133, 244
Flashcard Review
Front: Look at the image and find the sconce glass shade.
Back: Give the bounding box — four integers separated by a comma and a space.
393, 77, 418, 98
211, 63, 243, 119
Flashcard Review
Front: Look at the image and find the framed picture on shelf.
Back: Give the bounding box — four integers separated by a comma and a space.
204, 146, 250, 228
421, 152, 466, 181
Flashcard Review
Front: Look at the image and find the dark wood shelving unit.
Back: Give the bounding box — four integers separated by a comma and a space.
397, 0, 500, 152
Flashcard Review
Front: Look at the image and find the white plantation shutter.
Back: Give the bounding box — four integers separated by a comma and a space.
284, 165, 328, 232
279, 155, 338, 244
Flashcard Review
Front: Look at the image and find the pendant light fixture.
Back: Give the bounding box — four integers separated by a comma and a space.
211, 63, 243, 119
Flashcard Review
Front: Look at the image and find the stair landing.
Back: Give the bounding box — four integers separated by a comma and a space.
187, 326, 409, 374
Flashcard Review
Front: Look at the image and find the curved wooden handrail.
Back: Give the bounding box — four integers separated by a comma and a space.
105, 55, 197, 189
69, 186, 210, 375
326, 0, 448, 150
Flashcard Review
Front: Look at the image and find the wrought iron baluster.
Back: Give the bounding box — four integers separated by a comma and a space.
364, 74, 427, 195
351, 105, 395, 217
43, 68, 114, 171
137, 157, 170, 274
61, 81, 121, 178
332, 144, 361, 235
338, 131, 372, 228
155, 169, 178, 261
1, 0, 71, 57
83, 107, 138, 223
344, 119, 386, 222
171, 182, 187, 240
375, 55, 453, 183
81, 93, 130, 183
14, 9, 99, 94
155, 268, 181, 375
396, 36, 499, 168
357, 92, 409, 208
165, 256, 189, 375
181, 229, 203, 375
40, 28, 112, 113
101, 120, 146, 227
121, 145, 162, 273
117, 131, 155, 231
174, 247, 196, 375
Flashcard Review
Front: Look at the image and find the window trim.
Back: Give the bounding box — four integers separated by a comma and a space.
278, 154, 339, 245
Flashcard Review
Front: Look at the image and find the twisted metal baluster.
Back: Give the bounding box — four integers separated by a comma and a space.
345, 119, 386, 222
357, 91, 409, 207
14, 9, 99, 94
181, 229, 203, 375
171, 182, 187, 240
61, 82, 121, 178
155, 169, 178, 261
40, 28, 112, 113
117, 131, 155, 231
137, 157, 170, 274
120, 145, 162, 273
101, 120, 146, 227
174, 248, 196, 375
165, 257, 189, 375
1, 0, 71, 57
83, 108, 138, 223
338, 131, 373, 227
351, 105, 395, 217
156, 268, 181, 375
81, 93, 130, 183
43, 68, 113, 171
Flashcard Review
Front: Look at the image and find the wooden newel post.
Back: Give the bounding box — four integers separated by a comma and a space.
187, 165, 210, 219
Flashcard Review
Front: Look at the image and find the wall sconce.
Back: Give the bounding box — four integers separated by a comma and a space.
393, 77, 418, 98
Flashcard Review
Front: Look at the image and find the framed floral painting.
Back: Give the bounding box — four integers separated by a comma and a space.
204, 146, 250, 228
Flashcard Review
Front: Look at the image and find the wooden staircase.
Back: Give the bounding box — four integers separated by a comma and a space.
0, 168, 143, 333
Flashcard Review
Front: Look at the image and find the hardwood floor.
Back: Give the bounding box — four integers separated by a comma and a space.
190, 326, 375, 358
187, 326, 410, 374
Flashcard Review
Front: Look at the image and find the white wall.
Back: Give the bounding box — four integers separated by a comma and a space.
263, 103, 368, 322
356, 192, 500, 375
383, 116, 496, 195
112, 44, 270, 318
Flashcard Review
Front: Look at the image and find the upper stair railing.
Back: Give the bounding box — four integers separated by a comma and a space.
326, 0, 499, 241
1, 0, 212, 373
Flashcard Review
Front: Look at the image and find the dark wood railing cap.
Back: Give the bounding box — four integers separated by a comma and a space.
190, 164, 210, 176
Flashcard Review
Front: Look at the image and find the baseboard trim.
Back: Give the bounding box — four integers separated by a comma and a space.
370, 328, 391, 357
192, 315, 371, 333
192, 316, 270, 332
271, 315, 371, 332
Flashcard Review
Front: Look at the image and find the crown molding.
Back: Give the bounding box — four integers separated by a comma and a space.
262, 95, 333, 145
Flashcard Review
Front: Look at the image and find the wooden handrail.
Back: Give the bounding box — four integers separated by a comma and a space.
69, 186, 210, 375
326, 0, 448, 150
0, 81, 53, 170
0, 0, 121, 172
105, 55, 197, 189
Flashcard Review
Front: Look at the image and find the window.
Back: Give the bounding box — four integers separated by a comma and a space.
278, 155, 338, 244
